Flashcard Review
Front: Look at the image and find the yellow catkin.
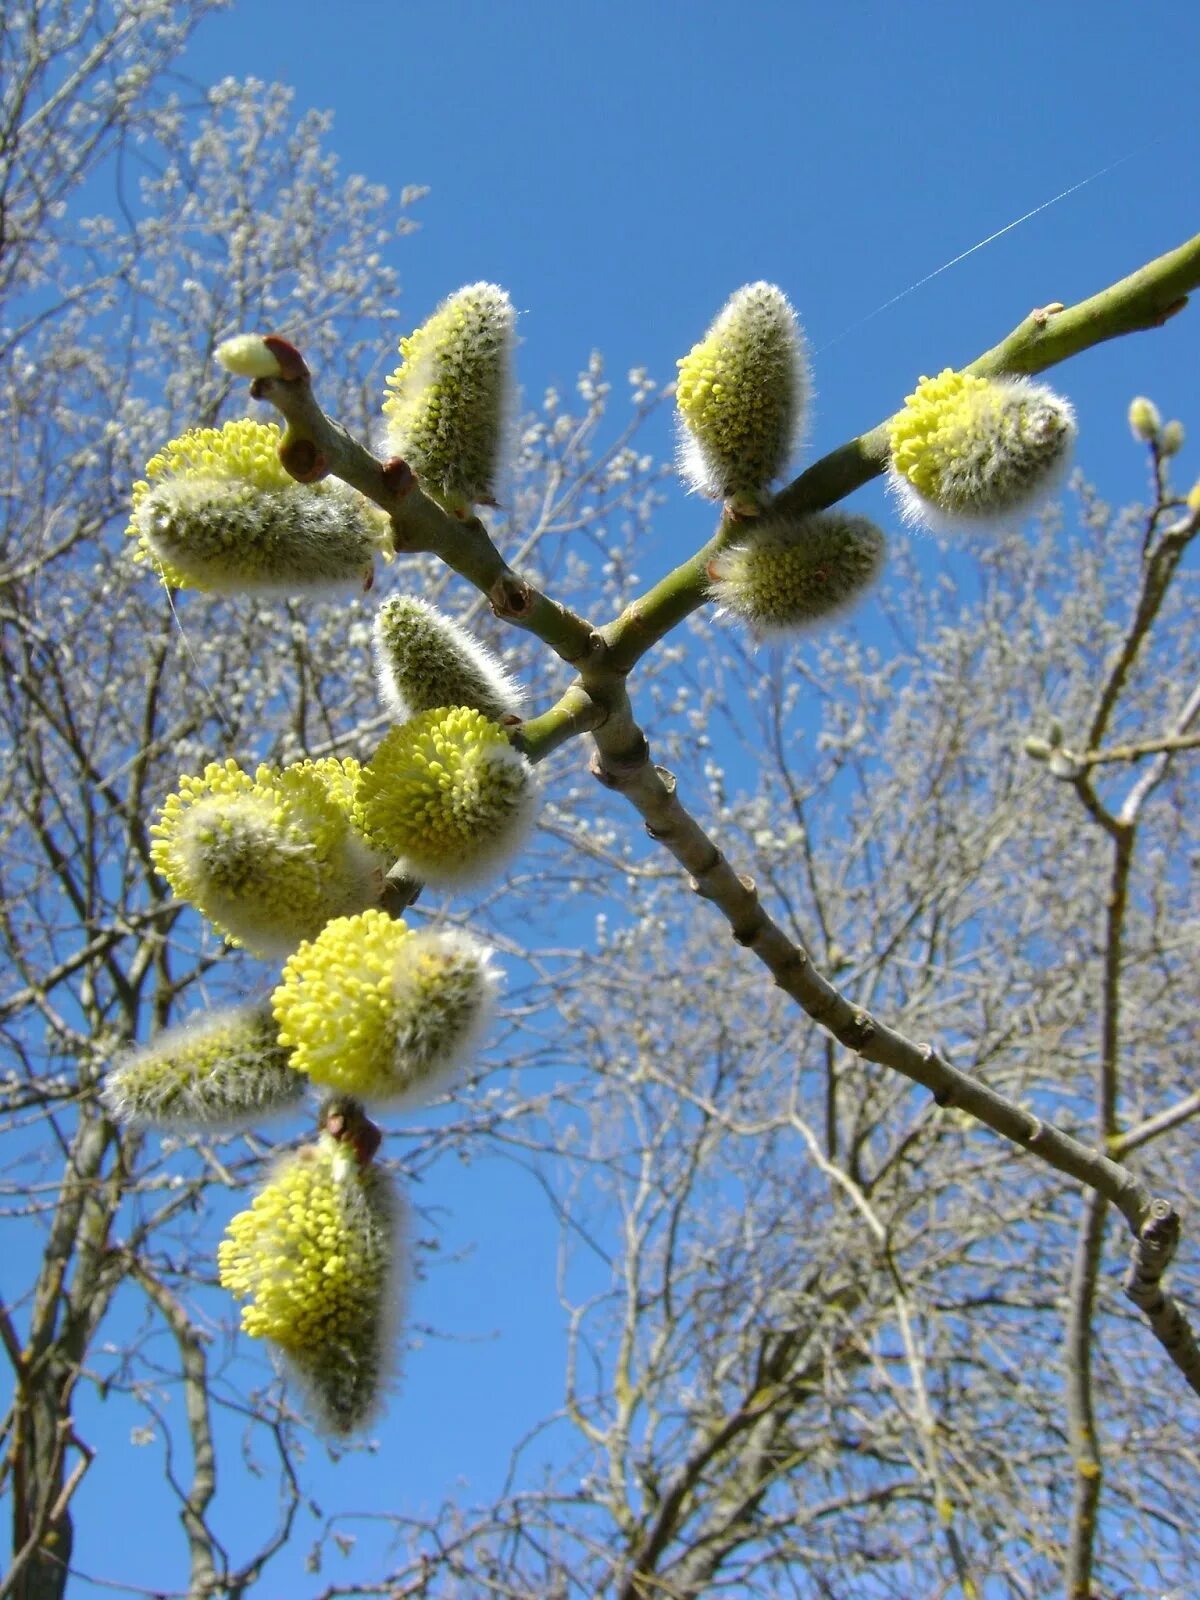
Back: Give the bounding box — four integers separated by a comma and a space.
708, 510, 885, 635
218, 1133, 397, 1434
273, 912, 496, 1103
128, 419, 387, 592
101, 1004, 304, 1129
382, 283, 514, 514
150, 757, 383, 955
887, 368, 1075, 530
675, 281, 808, 511
355, 706, 537, 887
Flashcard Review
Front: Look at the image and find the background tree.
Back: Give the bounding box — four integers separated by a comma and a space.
2, 5, 1198, 1599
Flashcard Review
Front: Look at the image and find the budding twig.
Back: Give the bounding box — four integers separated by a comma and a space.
223, 230, 1200, 1403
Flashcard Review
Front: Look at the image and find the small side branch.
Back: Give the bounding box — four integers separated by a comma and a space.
1109, 1091, 1200, 1158
0, 1422, 93, 1600
1059, 731, 1200, 770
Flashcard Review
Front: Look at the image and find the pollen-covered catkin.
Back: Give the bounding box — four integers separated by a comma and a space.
373, 596, 522, 723
151, 757, 385, 956
708, 510, 886, 636
675, 282, 810, 515
887, 368, 1076, 532
128, 419, 387, 594
218, 1130, 399, 1435
272, 910, 497, 1104
382, 283, 514, 515
355, 707, 538, 888
101, 1004, 305, 1130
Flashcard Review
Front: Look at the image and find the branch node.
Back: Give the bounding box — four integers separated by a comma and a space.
380, 456, 416, 498
319, 1096, 382, 1166
490, 574, 535, 620
563, 629, 607, 667
773, 947, 808, 986
588, 735, 649, 787
1153, 295, 1189, 327
688, 846, 723, 895
588, 750, 616, 789
850, 1009, 876, 1049
277, 435, 329, 483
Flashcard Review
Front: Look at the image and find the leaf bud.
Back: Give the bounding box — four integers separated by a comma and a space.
707, 509, 885, 636
887, 369, 1076, 532
675, 282, 810, 515
373, 596, 523, 723
355, 707, 538, 888
214, 335, 285, 379
272, 910, 497, 1104
382, 283, 515, 516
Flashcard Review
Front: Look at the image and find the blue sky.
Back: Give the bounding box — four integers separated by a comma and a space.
60, 0, 1200, 1592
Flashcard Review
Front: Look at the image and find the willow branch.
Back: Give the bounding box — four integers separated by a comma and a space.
601, 229, 1200, 674
1065, 1191, 1108, 1599
1058, 731, 1200, 771
245, 234, 1200, 1412
589, 752, 1155, 1222
604, 751, 1200, 1400
1087, 505, 1200, 752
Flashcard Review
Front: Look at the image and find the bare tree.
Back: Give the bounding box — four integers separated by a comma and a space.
2, 6, 1199, 1598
